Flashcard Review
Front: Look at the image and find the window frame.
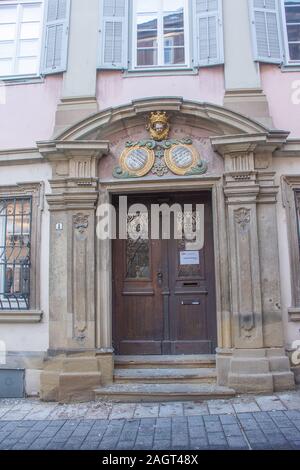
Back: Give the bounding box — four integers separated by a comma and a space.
282, 176, 300, 322
131, 0, 191, 71
0, 0, 44, 80
281, 0, 300, 64
0, 182, 43, 321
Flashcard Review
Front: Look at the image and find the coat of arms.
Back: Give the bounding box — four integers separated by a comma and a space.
113, 112, 208, 179
146, 111, 170, 141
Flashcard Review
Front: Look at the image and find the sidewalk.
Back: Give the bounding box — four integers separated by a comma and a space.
0, 390, 300, 450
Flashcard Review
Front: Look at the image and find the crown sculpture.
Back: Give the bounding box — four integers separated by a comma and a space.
146, 111, 170, 141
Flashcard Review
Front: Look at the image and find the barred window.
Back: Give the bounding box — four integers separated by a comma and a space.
0, 197, 32, 310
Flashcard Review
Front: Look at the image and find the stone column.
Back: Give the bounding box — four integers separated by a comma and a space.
212, 135, 295, 393
38, 141, 114, 402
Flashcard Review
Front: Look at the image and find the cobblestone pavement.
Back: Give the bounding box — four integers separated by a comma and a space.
0, 391, 300, 450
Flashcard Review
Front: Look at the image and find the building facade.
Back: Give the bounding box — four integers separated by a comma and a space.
0, 0, 300, 401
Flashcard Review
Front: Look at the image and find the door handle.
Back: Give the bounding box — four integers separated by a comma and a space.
157, 271, 163, 287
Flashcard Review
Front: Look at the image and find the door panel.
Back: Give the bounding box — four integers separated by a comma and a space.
112, 192, 217, 355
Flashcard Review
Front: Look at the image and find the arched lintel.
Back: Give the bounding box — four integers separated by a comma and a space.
53, 97, 279, 143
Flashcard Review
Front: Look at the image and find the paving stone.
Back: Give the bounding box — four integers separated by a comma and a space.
219, 414, 238, 425
291, 441, 300, 449
84, 403, 112, 420
1, 411, 31, 420
253, 411, 274, 423
222, 424, 243, 437
46, 441, 66, 450
207, 432, 227, 447
134, 404, 159, 419
80, 441, 101, 450
243, 429, 268, 444
26, 404, 57, 420
18, 431, 41, 443
279, 427, 300, 440
29, 438, 52, 450
190, 438, 209, 449
233, 402, 260, 413
116, 441, 135, 450
159, 402, 183, 417
226, 436, 248, 449
63, 438, 85, 450
152, 440, 172, 450
183, 402, 209, 416
187, 415, 204, 426
204, 420, 223, 433
109, 403, 136, 420
208, 400, 235, 415
284, 410, 300, 420
119, 421, 139, 442
255, 396, 286, 411
270, 415, 294, 428
278, 393, 300, 410
188, 425, 206, 439
0, 438, 19, 450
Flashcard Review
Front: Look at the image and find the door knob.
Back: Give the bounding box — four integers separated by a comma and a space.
157, 271, 163, 286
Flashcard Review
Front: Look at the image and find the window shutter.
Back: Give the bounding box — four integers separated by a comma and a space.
250, 0, 282, 63
99, 0, 128, 69
41, 0, 70, 74
193, 0, 224, 66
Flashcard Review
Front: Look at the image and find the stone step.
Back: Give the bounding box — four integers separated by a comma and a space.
114, 355, 216, 369
94, 383, 235, 402
114, 367, 217, 384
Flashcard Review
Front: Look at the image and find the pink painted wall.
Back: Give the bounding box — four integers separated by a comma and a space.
0, 75, 62, 150
97, 68, 225, 111
261, 64, 300, 138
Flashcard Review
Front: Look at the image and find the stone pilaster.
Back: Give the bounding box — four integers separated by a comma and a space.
37, 141, 113, 402
212, 135, 295, 393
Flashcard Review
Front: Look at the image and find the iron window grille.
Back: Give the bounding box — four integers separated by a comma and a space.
0, 197, 32, 310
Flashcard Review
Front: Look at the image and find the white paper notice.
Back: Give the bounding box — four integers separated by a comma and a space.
180, 251, 200, 265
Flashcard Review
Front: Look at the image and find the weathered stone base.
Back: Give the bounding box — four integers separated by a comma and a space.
217, 348, 295, 393
40, 352, 113, 403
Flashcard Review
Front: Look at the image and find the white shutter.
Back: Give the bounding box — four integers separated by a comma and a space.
193, 0, 224, 66
99, 0, 128, 69
41, 0, 70, 74
250, 0, 282, 63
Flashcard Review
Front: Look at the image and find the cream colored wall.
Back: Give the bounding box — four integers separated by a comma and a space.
223, 0, 261, 90
61, 0, 99, 98
274, 157, 300, 347
0, 163, 51, 353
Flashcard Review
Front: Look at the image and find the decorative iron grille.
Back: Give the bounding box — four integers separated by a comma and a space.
0, 197, 32, 310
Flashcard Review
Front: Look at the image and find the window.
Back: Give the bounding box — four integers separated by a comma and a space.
99, 0, 224, 70
0, 1, 43, 77
133, 0, 188, 68
0, 198, 32, 310
283, 0, 300, 62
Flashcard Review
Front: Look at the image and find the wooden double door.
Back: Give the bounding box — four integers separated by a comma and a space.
112, 192, 217, 355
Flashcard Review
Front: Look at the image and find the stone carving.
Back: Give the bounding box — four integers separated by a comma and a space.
234, 208, 251, 234
113, 137, 208, 179
146, 111, 170, 141
73, 213, 89, 234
